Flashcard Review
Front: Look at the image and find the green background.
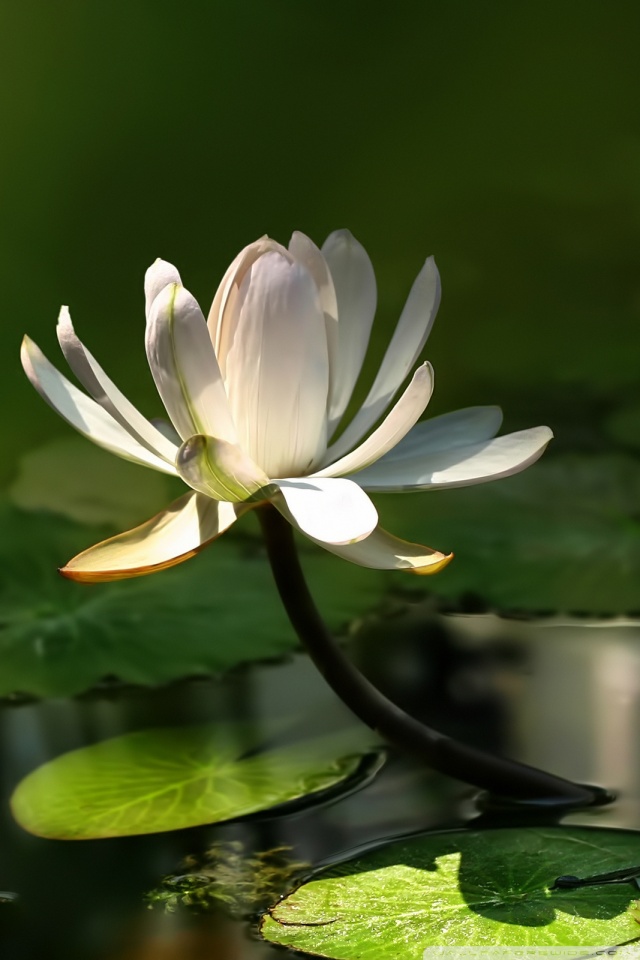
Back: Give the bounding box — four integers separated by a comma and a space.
5, 0, 640, 477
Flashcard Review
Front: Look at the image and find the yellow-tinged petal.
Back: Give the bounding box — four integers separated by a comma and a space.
176, 435, 271, 503
60, 491, 248, 582
310, 523, 453, 573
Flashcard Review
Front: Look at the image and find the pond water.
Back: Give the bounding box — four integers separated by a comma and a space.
1, 609, 639, 959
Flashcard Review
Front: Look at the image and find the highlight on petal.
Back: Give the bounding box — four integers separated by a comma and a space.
381, 406, 504, 463
60, 491, 244, 582
327, 256, 440, 461
314, 362, 434, 478
321, 230, 377, 434
272, 477, 378, 545
57, 306, 178, 464
144, 259, 182, 320
20, 336, 176, 474
352, 426, 554, 492
176, 435, 270, 503
208, 236, 291, 366
223, 252, 329, 477
313, 525, 453, 574
146, 283, 236, 444
289, 231, 339, 403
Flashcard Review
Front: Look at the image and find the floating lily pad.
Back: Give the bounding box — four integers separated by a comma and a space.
261, 826, 640, 958
379, 452, 640, 614
11, 725, 376, 839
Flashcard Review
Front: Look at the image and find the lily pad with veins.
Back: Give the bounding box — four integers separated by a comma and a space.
261, 827, 640, 959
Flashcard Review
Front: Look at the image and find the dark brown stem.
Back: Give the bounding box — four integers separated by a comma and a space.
258, 504, 602, 808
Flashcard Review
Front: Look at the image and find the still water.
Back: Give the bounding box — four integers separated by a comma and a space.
0, 610, 638, 959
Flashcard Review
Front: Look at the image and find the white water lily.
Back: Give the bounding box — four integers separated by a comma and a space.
21, 230, 552, 582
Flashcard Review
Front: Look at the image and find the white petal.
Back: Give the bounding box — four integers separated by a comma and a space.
60, 491, 244, 582
321, 230, 377, 433
223, 252, 329, 477
20, 337, 176, 474
289, 232, 339, 412
272, 477, 377, 545
146, 283, 236, 443
327, 256, 440, 461
176, 435, 269, 502
352, 426, 553, 491
314, 362, 434, 477
144, 259, 182, 320
381, 406, 503, 463
314, 524, 453, 574
57, 307, 178, 464
207, 236, 291, 368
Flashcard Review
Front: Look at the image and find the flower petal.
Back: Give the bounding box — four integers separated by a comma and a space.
271, 477, 377, 545
327, 256, 440, 461
321, 230, 377, 434
146, 283, 236, 443
288, 232, 339, 425
60, 491, 244, 582
207, 236, 290, 367
144, 259, 182, 320
351, 426, 553, 491
223, 252, 329, 477
381, 405, 504, 463
314, 362, 434, 477
176, 435, 270, 502
313, 525, 453, 574
57, 306, 178, 464
20, 336, 176, 474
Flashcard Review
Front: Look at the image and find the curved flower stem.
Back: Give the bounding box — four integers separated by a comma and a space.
258, 505, 602, 808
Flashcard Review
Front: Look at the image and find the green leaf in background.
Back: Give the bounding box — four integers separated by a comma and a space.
261, 826, 640, 958
8, 437, 172, 528
11, 725, 375, 839
379, 452, 640, 614
0, 499, 377, 698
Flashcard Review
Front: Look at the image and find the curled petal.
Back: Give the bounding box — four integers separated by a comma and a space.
144, 259, 182, 320
272, 477, 378, 545
328, 256, 440, 460
312, 524, 452, 573
352, 426, 554, 491
321, 230, 377, 434
57, 306, 178, 464
314, 362, 433, 477
20, 336, 175, 474
60, 492, 245, 582
146, 283, 236, 443
176, 435, 270, 502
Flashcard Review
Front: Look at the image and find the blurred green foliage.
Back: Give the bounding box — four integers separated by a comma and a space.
4, 0, 640, 486
1, 2, 639, 693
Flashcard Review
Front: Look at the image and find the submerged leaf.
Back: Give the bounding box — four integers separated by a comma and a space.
261, 826, 640, 958
11, 725, 377, 839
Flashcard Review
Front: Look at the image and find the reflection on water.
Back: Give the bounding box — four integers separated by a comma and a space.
0, 612, 639, 959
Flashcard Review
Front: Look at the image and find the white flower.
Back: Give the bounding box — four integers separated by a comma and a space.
21, 230, 552, 582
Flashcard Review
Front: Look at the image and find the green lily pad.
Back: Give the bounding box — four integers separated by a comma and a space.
378, 452, 640, 614
11, 724, 376, 839
8, 436, 173, 528
261, 826, 640, 958
0, 500, 377, 698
